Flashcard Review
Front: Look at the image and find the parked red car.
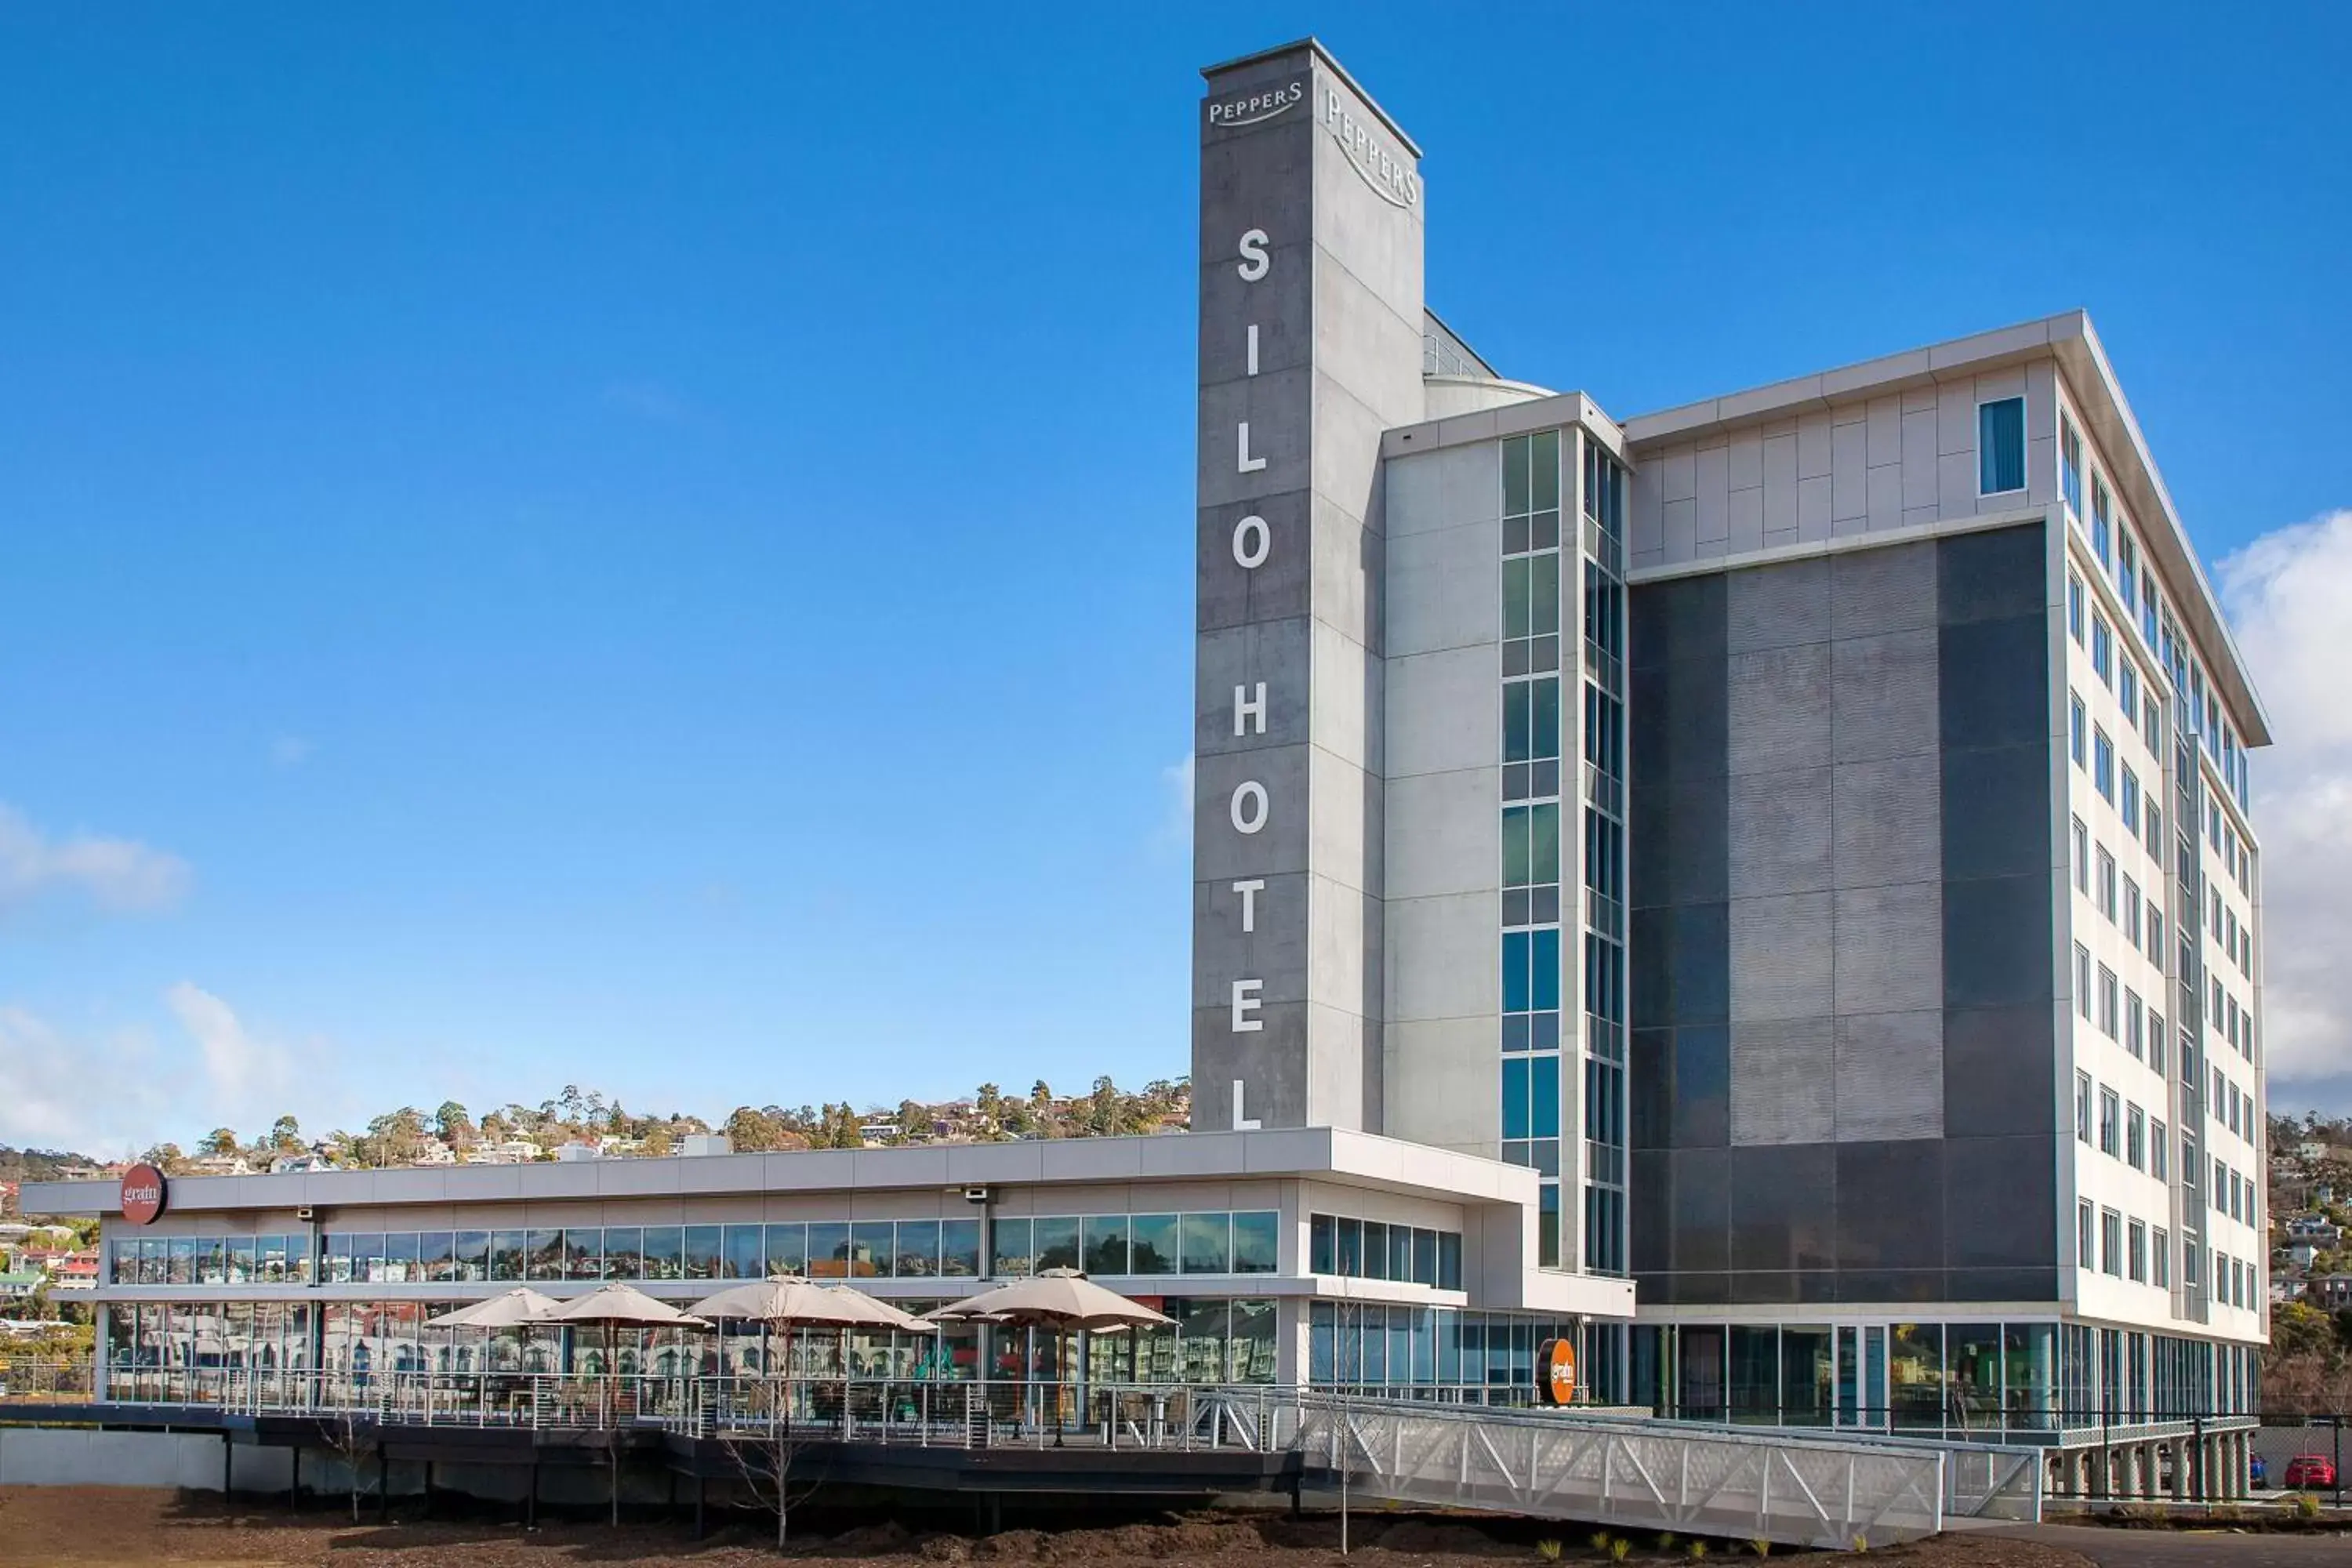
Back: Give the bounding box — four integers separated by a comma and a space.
2281, 1454, 2337, 1490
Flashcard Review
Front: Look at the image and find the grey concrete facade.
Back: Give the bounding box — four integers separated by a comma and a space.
1192, 42, 1427, 1136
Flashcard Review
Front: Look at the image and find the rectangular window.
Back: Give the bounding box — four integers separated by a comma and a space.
2153, 1228, 2170, 1287
2123, 879, 2141, 948
2094, 728, 2114, 801
2126, 1103, 2146, 1170
2100, 1207, 2122, 1276
2120, 660, 2140, 724
1978, 397, 2026, 493
2074, 1070, 2093, 1144
2078, 1199, 2095, 1267
2147, 905, 2164, 967
2075, 944, 2093, 1020
2061, 417, 2084, 517
2092, 474, 2114, 569
2143, 694, 2162, 757
2067, 574, 2085, 644
2183, 1241, 2200, 1288
2070, 694, 2087, 767
2121, 768, 2140, 833
2125, 987, 2143, 1059
2098, 1086, 2120, 1155
2097, 848, 2117, 921
2092, 614, 2113, 685
2151, 1121, 2168, 1181
2128, 1218, 2147, 1283
2071, 817, 2090, 892
2118, 531, 2139, 613
2142, 583, 2161, 652
2099, 965, 2119, 1038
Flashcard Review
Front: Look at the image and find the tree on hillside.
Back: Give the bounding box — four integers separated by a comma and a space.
267, 1116, 303, 1152
197, 1127, 238, 1156
641, 1123, 675, 1158
725, 1106, 789, 1152
434, 1102, 474, 1147
140, 1142, 187, 1175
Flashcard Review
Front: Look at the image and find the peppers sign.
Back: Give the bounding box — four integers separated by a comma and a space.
119, 1163, 169, 1225
1538, 1336, 1577, 1406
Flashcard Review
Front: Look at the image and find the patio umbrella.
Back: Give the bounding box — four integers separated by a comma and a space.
427, 1287, 561, 1383
426, 1287, 560, 1330
932, 1269, 1170, 1445
543, 1284, 710, 1522
691, 1276, 922, 1428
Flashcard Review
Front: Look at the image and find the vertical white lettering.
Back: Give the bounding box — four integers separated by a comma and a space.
1236, 421, 1267, 473
1231, 514, 1269, 568
1232, 1077, 1263, 1129
1246, 322, 1259, 376
1230, 981, 1264, 1034
1229, 780, 1268, 834
1233, 681, 1266, 736
1236, 228, 1270, 281
1232, 878, 1264, 933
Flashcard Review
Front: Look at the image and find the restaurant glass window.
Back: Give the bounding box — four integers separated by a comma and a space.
488, 1229, 525, 1282
895, 1219, 940, 1278
681, 1225, 724, 1280
762, 1222, 807, 1277
382, 1232, 420, 1283
1230, 1298, 1277, 1383
988, 1217, 1032, 1276
1082, 1215, 1128, 1275
1232, 1210, 1279, 1273
939, 1218, 981, 1276
1181, 1213, 1232, 1274
1033, 1217, 1081, 1272
1361, 1221, 1388, 1280
226, 1236, 256, 1284
597, 1227, 641, 1280
847, 1221, 893, 1278
1889, 1323, 1945, 1430
564, 1227, 603, 1281
420, 1232, 456, 1283
641, 1225, 684, 1280
1116, 1213, 1171, 1276
524, 1228, 563, 1281
718, 1224, 763, 1279
1310, 1214, 1335, 1275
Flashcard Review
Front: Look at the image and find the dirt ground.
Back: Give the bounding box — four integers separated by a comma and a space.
0, 1486, 2099, 1568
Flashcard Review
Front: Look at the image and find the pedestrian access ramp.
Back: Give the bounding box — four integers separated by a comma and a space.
1251, 1394, 2034, 1550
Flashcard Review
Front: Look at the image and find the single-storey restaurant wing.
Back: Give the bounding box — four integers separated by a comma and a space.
22, 1126, 1637, 1406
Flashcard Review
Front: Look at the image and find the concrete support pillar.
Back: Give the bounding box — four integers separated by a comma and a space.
2167, 1440, 2185, 1501
2231, 1433, 2249, 1499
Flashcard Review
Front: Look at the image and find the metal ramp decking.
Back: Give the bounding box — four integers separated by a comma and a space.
1287, 1396, 1951, 1550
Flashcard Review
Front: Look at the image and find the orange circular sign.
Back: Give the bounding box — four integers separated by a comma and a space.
119, 1163, 169, 1225
1538, 1336, 1577, 1406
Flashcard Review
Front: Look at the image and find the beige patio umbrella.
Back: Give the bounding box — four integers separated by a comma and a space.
691, 1276, 931, 1427
426, 1287, 561, 1329
427, 1287, 561, 1378
543, 1284, 710, 1523
932, 1269, 1171, 1445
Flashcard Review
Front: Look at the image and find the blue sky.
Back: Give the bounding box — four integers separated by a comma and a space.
3, 3, 2348, 1152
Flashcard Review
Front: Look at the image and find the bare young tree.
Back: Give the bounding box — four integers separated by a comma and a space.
721, 1402, 828, 1551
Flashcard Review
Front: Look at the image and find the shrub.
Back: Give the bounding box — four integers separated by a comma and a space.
1535, 1541, 1563, 1563
2294, 1491, 2322, 1521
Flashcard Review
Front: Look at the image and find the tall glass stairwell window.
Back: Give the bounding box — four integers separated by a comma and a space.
1501, 430, 1566, 1267
1579, 430, 1630, 1277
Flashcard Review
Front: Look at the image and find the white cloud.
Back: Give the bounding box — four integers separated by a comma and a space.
0, 1006, 170, 1155
0, 803, 191, 914
0, 987, 298, 1156
164, 982, 285, 1108
2217, 508, 2352, 1102
270, 735, 314, 768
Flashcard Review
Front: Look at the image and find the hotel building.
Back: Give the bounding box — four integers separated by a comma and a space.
25, 38, 2270, 1487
